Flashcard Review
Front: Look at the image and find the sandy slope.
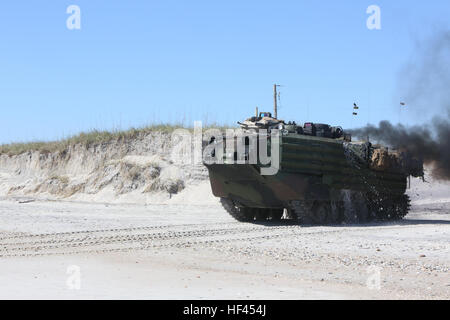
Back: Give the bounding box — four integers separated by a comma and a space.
0, 133, 210, 204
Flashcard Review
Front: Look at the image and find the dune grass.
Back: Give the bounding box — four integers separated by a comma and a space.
0, 123, 232, 156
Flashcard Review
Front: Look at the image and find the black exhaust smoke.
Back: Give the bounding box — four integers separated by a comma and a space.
350, 30, 450, 180
350, 118, 450, 180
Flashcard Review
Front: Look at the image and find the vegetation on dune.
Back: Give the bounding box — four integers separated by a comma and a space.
0, 123, 232, 156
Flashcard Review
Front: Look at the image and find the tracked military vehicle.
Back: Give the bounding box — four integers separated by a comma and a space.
203, 96, 423, 224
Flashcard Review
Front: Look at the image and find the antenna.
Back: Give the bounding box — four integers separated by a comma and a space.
273, 84, 281, 119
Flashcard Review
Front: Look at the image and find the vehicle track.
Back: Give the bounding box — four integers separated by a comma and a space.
0, 222, 243, 241
0, 225, 296, 250
0, 221, 435, 258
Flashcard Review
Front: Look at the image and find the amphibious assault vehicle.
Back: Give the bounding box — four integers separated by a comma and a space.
203, 90, 423, 224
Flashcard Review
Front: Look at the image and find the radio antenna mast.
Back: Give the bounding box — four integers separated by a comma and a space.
273, 84, 281, 119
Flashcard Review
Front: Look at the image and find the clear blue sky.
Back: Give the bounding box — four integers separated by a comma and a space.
1, 0, 449, 143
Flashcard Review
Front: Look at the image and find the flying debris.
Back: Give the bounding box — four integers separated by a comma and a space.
353, 103, 359, 115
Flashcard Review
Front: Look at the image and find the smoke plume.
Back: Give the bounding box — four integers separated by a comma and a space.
351, 30, 450, 180
350, 118, 450, 179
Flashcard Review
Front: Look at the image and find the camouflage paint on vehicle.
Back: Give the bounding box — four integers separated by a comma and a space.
204, 114, 423, 224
